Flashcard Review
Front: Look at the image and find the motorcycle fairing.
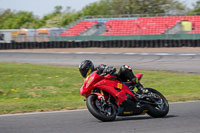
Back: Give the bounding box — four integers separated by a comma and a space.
94, 80, 129, 105
80, 71, 103, 97
136, 74, 143, 80
80, 70, 137, 105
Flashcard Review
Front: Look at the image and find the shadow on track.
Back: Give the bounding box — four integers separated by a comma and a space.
114, 115, 177, 122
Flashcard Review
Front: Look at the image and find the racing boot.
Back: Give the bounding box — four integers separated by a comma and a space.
136, 82, 149, 94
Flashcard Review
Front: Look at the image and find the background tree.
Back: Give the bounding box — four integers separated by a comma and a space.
0, 0, 192, 29
190, 0, 200, 15
80, 0, 187, 16
0, 9, 44, 29
54, 5, 63, 14
43, 6, 79, 27
80, 0, 112, 16
42, 5, 63, 28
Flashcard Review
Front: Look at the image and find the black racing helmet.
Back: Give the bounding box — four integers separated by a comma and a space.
79, 60, 94, 78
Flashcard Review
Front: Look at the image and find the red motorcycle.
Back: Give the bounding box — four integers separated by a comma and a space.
80, 70, 169, 121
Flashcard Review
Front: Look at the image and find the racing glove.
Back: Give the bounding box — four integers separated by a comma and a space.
102, 66, 116, 75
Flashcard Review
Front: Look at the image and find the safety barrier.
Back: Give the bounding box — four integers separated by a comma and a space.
50, 34, 200, 41
1, 39, 200, 50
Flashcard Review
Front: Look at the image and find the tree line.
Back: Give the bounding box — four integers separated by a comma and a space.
0, 0, 200, 29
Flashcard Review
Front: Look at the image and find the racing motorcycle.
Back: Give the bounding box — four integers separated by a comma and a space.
80, 70, 169, 121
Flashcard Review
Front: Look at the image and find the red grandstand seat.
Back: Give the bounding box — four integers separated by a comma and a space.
61, 16, 200, 36
60, 21, 98, 36
102, 16, 200, 35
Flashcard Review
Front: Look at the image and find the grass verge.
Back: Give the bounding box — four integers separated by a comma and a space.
0, 62, 200, 114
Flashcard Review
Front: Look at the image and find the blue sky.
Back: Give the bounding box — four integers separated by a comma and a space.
0, 0, 198, 17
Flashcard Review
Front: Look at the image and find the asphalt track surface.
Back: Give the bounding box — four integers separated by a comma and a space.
0, 101, 200, 133
0, 52, 200, 73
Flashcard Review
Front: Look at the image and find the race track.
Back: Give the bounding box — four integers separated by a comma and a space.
0, 51, 200, 133
0, 52, 200, 73
1, 101, 200, 133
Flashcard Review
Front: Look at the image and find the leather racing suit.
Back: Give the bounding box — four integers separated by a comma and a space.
95, 64, 144, 91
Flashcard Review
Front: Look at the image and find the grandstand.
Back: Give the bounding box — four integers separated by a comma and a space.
60, 16, 200, 37
60, 21, 98, 36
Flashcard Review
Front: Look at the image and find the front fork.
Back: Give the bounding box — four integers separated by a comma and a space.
95, 89, 114, 115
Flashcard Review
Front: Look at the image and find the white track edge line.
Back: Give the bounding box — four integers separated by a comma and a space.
0, 100, 199, 117
0, 51, 199, 56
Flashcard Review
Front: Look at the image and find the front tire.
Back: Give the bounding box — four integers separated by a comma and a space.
146, 88, 169, 118
86, 94, 116, 122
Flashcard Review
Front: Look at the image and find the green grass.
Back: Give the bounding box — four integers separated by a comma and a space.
0, 62, 200, 114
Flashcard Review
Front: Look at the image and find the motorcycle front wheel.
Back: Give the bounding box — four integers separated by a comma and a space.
86, 94, 117, 122
146, 88, 169, 118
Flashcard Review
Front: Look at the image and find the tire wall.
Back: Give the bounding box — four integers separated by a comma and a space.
0, 39, 200, 49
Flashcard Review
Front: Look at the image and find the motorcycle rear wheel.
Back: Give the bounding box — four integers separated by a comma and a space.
86, 94, 116, 122
146, 88, 169, 118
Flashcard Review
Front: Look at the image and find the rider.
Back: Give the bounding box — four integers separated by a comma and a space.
79, 60, 147, 93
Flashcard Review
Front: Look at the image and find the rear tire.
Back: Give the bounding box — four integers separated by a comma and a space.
146, 88, 169, 118
86, 94, 116, 122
